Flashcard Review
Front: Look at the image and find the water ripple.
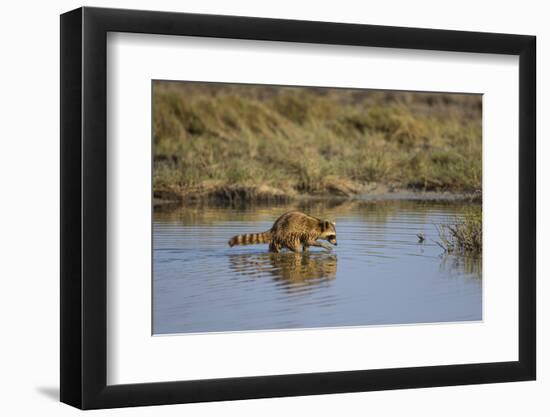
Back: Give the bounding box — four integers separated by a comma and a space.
153, 201, 481, 334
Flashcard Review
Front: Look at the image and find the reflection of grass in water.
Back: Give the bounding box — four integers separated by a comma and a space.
153, 199, 464, 226
437, 206, 482, 255
153, 82, 482, 202
439, 254, 482, 279
228, 252, 337, 289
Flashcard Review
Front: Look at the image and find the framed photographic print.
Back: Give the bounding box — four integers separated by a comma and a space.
60, 6, 536, 409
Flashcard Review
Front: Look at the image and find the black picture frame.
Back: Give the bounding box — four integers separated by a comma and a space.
60, 6, 536, 410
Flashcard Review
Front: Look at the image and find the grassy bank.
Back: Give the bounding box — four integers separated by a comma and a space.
153, 82, 482, 203
437, 207, 482, 254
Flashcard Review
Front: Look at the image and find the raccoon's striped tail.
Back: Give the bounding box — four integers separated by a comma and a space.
228, 231, 272, 247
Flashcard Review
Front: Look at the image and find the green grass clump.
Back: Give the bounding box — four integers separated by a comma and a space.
152, 82, 482, 202
437, 206, 482, 254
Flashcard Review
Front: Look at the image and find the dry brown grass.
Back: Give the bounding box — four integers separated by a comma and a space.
437, 206, 482, 254
153, 82, 482, 202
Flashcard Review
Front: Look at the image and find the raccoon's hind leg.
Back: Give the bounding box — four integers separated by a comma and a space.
269, 242, 281, 253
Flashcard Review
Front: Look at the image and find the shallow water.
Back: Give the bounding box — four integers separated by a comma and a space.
153, 200, 481, 335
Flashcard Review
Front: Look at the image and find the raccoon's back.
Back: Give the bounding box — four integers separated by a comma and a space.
271, 211, 319, 234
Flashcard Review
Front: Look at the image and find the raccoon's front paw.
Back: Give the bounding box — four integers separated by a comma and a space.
321, 243, 333, 251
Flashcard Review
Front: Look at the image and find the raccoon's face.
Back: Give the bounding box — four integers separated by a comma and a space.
320, 220, 338, 246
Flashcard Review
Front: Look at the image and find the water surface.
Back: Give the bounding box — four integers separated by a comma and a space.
153, 200, 481, 334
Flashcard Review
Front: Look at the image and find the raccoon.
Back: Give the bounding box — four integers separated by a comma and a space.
228, 211, 337, 253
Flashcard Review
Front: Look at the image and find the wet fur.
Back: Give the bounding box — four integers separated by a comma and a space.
228, 211, 337, 253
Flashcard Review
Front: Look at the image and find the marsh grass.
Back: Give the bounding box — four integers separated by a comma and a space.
437, 206, 482, 254
153, 82, 482, 202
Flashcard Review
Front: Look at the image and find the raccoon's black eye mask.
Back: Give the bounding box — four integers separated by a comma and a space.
321, 221, 336, 232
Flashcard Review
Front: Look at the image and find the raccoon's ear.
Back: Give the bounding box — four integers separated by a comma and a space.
331, 221, 336, 226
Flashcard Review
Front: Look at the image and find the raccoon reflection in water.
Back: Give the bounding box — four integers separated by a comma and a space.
228, 252, 338, 293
